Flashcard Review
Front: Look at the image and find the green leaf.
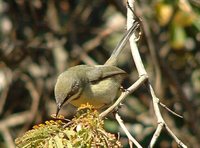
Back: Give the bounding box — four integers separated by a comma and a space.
54, 135, 64, 148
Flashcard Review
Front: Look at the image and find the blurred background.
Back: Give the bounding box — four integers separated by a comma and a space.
0, 0, 200, 147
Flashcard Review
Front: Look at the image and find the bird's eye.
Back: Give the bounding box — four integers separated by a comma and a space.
66, 82, 80, 99
72, 82, 79, 93
67, 81, 79, 97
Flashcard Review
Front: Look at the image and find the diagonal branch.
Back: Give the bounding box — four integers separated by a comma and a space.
115, 113, 142, 148
99, 75, 147, 118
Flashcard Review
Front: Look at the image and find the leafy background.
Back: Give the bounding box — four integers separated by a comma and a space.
0, 0, 200, 147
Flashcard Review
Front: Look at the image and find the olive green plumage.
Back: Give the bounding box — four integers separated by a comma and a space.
54, 23, 139, 115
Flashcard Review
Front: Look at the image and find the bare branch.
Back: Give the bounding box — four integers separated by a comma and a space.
165, 125, 187, 148
99, 75, 147, 118
101, 1, 187, 146
127, 0, 187, 147
149, 122, 164, 147
159, 102, 183, 119
0, 127, 15, 148
115, 113, 142, 148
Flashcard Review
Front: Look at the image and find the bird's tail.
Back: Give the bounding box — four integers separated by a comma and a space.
104, 21, 140, 66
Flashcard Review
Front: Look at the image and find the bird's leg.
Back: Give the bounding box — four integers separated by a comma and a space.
120, 86, 130, 93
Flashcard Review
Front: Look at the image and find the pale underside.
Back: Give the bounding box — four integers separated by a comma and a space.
71, 77, 121, 108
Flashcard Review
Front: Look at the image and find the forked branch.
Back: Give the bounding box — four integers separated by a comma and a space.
101, 0, 187, 147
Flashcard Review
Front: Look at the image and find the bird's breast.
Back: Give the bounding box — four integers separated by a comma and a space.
70, 77, 122, 108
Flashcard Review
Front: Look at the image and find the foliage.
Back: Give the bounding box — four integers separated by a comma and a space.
15, 105, 122, 148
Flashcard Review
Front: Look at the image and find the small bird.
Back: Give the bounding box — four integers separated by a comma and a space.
55, 22, 139, 116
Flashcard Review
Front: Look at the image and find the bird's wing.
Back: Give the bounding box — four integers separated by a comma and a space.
86, 65, 127, 82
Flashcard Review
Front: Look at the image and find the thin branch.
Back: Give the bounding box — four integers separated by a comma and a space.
115, 113, 142, 148
0, 127, 15, 148
99, 75, 147, 118
147, 74, 187, 148
129, 139, 133, 148
147, 83, 165, 147
159, 102, 183, 119
0, 111, 31, 128
127, 0, 187, 147
165, 125, 187, 148
147, 82, 187, 147
127, 0, 147, 77
0, 86, 9, 114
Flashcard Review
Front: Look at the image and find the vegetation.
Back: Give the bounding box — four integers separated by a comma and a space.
0, 0, 200, 147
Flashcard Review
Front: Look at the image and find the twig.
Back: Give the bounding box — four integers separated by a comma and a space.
0, 86, 9, 114
149, 122, 164, 147
159, 102, 183, 119
0, 67, 12, 114
129, 139, 133, 148
99, 75, 147, 118
147, 76, 187, 148
0, 126, 15, 148
115, 113, 142, 148
165, 125, 187, 148
0, 111, 31, 128
147, 83, 165, 147
127, 0, 147, 77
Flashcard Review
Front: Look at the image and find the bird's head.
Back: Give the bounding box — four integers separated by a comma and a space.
54, 71, 82, 116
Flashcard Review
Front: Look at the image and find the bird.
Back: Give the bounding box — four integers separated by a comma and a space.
55, 22, 139, 116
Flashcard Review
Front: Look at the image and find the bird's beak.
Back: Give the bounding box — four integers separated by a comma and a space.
56, 103, 61, 117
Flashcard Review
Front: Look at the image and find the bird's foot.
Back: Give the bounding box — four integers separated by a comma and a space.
120, 86, 130, 92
